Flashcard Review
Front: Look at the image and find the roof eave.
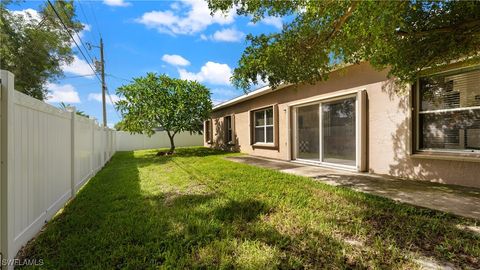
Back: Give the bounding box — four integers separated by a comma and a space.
212, 83, 291, 111
211, 62, 360, 112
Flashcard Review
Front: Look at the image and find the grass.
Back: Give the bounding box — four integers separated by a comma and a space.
20, 147, 479, 269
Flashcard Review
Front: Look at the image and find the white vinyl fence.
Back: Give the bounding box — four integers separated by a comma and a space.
0, 71, 116, 265
116, 131, 203, 151
0, 70, 204, 265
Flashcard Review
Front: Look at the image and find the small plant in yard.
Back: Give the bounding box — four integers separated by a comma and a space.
115, 74, 212, 155
19, 148, 480, 269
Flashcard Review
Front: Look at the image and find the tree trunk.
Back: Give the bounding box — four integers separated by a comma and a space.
167, 131, 175, 154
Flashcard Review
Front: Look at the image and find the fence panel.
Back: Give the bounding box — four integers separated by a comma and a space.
0, 70, 116, 266
116, 131, 204, 151
12, 92, 73, 255
0, 69, 204, 264
74, 116, 95, 192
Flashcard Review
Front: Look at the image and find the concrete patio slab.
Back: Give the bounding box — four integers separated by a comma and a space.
226, 155, 480, 220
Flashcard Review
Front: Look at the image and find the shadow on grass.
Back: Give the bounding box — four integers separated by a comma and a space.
18, 148, 479, 269
18, 148, 360, 269
133, 147, 229, 159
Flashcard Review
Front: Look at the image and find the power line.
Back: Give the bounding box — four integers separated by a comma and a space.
77, 1, 91, 31
76, 1, 97, 53
106, 73, 132, 82
47, 0, 118, 122
49, 1, 122, 122
64, 73, 97, 79
86, 0, 102, 39
106, 87, 122, 118
46, 0, 101, 84
104, 74, 129, 118
55, 1, 97, 68
69, 81, 100, 87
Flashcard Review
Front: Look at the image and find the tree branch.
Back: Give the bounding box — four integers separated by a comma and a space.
295, 2, 359, 52
396, 19, 480, 37
325, 1, 359, 42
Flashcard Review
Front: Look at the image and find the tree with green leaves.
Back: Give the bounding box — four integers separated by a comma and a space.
207, 0, 480, 90
113, 120, 126, 131
0, 0, 83, 100
115, 73, 212, 154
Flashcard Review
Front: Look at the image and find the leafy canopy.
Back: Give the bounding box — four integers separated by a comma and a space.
115, 73, 212, 138
113, 120, 127, 131
0, 0, 83, 100
207, 0, 480, 90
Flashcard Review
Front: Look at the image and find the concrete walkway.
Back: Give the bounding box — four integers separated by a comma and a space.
227, 156, 480, 220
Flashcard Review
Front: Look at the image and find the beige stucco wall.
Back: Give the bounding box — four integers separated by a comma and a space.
206, 62, 480, 188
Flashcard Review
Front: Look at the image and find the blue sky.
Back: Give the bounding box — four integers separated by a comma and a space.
9, 0, 282, 127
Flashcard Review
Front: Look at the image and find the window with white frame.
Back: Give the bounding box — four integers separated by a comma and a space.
417, 67, 480, 152
254, 107, 274, 144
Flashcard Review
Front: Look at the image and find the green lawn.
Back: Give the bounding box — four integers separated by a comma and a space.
21, 147, 479, 269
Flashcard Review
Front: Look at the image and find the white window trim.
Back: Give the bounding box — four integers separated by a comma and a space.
418, 106, 480, 114
291, 93, 360, 171
414, 70, 480, 155
253, 107, 274, 145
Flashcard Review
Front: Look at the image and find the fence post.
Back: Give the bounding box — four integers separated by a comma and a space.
90, 119, 94, 175
69, 106, 76, 197
100, 126, 105, 168
1, 70, 15, 265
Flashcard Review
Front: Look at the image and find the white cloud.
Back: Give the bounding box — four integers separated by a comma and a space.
211, 28, 244, 42
135, 0, 235, 35
88, 93, 124, 105
248, 16, 283, 30
61, 55, 95, 78
200, 34, 208, 40
82, 24, 92, 32
170, 2, 181, 10
11, 8, 41, 23
178, 61, 232, 85
254, 75, 269, 88
12, 9, 95, 78
11, 9, 94, 51
103, 0, 131, 7
262, 16, 283, 29
162, 54, 190, 66
60, 24, 96, 78
46, 83, 81, 104
72, 23, 92, 48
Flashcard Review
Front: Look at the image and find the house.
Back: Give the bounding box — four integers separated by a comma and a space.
204, 62, 480, 188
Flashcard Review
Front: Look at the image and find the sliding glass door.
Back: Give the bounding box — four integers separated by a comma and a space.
294, 96, 357, 168
296, 104, 319, 161
322, 98, 356, 166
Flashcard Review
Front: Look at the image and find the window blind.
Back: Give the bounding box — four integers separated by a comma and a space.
418, 68, 480, 151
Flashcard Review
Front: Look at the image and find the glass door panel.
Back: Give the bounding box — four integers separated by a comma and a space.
296, 104, 320, 161
322, 98, 356, 166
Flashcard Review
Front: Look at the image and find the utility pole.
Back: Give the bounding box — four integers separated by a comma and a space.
88, 39, 107, 127
100, 38, 107, 127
